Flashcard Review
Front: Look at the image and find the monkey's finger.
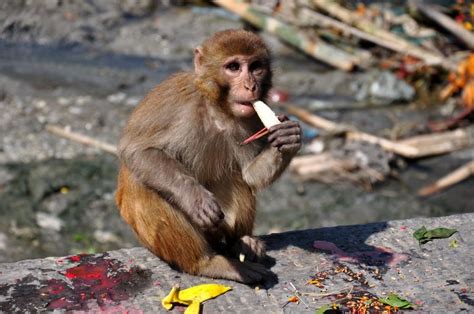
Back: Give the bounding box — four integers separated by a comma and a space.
241, 246, 257, 263
197, 208, 222, 228
278, 143, 301, 154
270, 135, 301, 148
204, 211, 223, 227
269, 120, 299, 132
268, 128, 301, 142
277, 115, 289, 122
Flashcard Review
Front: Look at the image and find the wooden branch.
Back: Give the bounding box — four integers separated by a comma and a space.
283, 104, 345, 131
290, 152, 333, 172
346, 132, 419, 157
418, 160, 474, 196
311, 0, 454, 70
214, 0, 359, 70
282, 104, 419, 157
283, 104, 474, 158
46, 124, 117, 155
397, 126, 474, 158
411, 1, 474, 50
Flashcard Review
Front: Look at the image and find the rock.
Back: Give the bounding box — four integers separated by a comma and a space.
0, 232, 7, 250
119, 0, 156, 17
352, 70, 416, 105
35, 212, 63, 231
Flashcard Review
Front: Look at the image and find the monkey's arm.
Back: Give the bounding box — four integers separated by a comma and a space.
118, 142, 224, 230
242, 120, 301, 191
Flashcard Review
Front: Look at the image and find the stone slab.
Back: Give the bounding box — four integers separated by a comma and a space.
0, 213, 473, 313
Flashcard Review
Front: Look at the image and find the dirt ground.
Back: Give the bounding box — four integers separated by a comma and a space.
0, 1, 472, 262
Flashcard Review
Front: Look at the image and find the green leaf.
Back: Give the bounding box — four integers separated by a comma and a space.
316, 304, 340, 314
379, 293, 414, 309
316, 305, 331, 314
425, 227, 457, 239
413, 226, 428, 244
413, 226, 458, 245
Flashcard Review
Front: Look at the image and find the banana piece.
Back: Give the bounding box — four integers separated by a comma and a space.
253, 100, 281, 128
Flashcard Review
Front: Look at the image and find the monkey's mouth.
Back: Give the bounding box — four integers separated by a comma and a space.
236, 101, 253, 106
234, 101, 256, 116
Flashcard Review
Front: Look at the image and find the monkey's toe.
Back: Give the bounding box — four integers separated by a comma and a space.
232, 236, 266, 263
237, 261, 274, 284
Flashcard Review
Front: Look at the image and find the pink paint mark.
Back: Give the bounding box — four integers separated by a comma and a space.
313, 240, 408, 267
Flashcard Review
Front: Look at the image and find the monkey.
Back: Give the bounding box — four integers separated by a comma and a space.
115, 29, 301, 284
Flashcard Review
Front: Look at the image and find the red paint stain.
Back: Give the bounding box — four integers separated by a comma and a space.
68, 255, 82, 263
43, 254, 151, 311
313, 240, 409, 267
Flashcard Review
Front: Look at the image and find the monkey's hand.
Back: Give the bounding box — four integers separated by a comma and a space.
231, 235, 266, 263
184, 188, 224, 231
267, 117, 301, 156
242, 117, 301, 191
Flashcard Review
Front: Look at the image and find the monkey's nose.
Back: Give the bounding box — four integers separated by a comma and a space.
244, 82, 257, 92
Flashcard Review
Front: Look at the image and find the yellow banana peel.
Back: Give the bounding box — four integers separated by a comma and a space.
161, 283, 232, 314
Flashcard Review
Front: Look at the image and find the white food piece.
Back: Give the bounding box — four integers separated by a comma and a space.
253, 100, 281, 128
239, 253, 246, 262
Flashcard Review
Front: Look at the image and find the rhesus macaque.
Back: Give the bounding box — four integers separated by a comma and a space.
116, 29, 301, 283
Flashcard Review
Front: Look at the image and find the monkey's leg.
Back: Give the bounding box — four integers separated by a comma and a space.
117, 168, 271, 283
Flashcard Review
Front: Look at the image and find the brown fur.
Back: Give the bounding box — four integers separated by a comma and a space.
116, 29, 301, 283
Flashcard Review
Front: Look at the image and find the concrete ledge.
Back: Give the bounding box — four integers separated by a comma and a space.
1, 213, 473, 312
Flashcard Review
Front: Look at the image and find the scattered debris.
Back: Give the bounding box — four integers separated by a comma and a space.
410, 1, 474, 50
214, 0, 473, 192
214, 0, 359, 70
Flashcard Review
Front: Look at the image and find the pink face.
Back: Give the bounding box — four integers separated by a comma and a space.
222, 55, 268, 118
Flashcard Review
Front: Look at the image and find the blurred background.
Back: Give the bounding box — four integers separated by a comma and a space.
0, 0, 472, 262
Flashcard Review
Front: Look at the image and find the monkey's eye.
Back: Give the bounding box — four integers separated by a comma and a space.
225, 62, 240, 72
249, 60, 264, 72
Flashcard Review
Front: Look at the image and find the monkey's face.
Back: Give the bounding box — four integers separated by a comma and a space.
222, 55, 270, 118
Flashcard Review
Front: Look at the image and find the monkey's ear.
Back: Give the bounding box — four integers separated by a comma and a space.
194, 47, 204, 76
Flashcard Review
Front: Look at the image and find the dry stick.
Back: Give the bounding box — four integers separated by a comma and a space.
283, 104, 420, 157
423, 161, 474, 194
418, 160, 474, 196
398, 126, 474, 158
46, 124, 117, 155
290, 152, 333, 170
214, 0, 359, 70
311, 0, 454, 70
412, 1, 474, 50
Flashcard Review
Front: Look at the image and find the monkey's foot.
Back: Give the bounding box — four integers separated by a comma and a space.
231, 235, 266, 263
198, 255, 273, 284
